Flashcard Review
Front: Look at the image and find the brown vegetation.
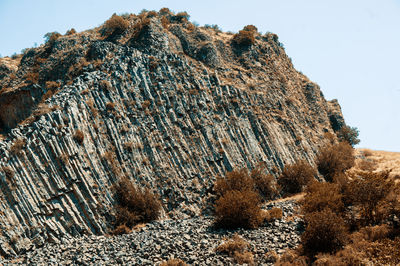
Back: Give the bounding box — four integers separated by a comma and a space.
232, 25, 258, 47
73, 130, 84, 145
278, 160, 316, 195
285, 143, 400, 264
103, 13, 129, 36
216, 234, 254, 265
316, 142, 354, 182
160, 258, 187, 266
10, 138, 26, 156
214, 189, 263, 229
250, 164, 278, 200
112, 178, 161, 233
302, 208, 349, 256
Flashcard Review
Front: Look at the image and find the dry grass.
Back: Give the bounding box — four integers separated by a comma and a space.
216, 234, 254, 265
356, 149, 400, 179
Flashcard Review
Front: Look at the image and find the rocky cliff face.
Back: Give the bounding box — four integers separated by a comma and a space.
0, 10, 344, 255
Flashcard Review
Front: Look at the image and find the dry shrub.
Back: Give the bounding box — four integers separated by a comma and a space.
132, 17, 151, 39
264, 207, 283, 222
243, 25, 258, 32
215, 190, 262, 229
159, 7, 172, 15
45, 81, 60, 89
10, 138, 26, 156
302, 208, 348, 257
316, 142, 354, 182
86, 100, 98, 118
65, 28, 76, 35
216, 234, 253, 264
357, 159, 376, 171
103, 13, 129, 36
173, 12, 190, 23
313, 250, 364, 266
148, 56, 159, 71
44, 32, 61, 45
160, 258, 187, 266
2, 166, 15, 189
99, 80, 112, 91
275, 249, 308, 266
357, 224, 391, 242
362, 149, 373, 157
106, 102, 115, 111
113, 177, 161, 232
24, 71, 39, 84
232, 25, 258, 47
102, 151, 121, 176
301, 181, 344, 215
161, 16, 170, 29
123, 142, 134, 152
234, 251, 254, 265
73, 130, 84, 145
264, 250, 279, 263
112, 224, 131, 235
278, 160, 316, 195
344, 170, 393, 225
214, 169, 254, 196
251, 164, 278, 200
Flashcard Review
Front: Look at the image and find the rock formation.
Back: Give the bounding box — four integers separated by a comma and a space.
0, 10, 345, 256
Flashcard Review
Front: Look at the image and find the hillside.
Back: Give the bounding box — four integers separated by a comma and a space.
0, 9, 346, 258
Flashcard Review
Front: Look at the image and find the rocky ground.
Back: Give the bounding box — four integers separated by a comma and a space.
0, 200, 302, 265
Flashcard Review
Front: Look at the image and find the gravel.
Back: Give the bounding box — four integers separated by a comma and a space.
1, 201, 302, 265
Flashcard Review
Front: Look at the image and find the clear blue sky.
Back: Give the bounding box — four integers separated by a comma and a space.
1, 0, 399, 151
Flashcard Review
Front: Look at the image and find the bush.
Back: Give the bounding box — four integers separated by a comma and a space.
337, 125, 360, 147
2, 166, 15, 189
160, 259, 187, 266
232, 25, 257, 47
302, 208, 348, 256
216, 234, 254, 264
45, 81, 60, 90
99, 80, 112, 91
316, 142, 354, 182
172, 12, 190, 23
301, 181, 344, 215
250, 164, 278, 200
214, 190, 263, 229
10, 138, 26, 156
344, 170, 393, 225
44, 32, 61, 45
73, 130, 84, 145
113, 178, 161, 231
103, 13, 129, 36
106, 102, 115, 111
65, 28, 76, 35
214, 169, 254, 196
278, 160, 316, 195
264, 207, 283, 222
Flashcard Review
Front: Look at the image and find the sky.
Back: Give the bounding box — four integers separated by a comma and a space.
0, 0, 399, 151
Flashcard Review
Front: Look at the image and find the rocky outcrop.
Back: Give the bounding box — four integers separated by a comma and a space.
0, 11, 345, 256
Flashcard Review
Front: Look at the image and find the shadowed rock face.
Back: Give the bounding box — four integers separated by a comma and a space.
0, 12, 345, 255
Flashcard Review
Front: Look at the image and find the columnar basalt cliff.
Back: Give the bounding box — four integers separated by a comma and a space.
0, 10, 345, 255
